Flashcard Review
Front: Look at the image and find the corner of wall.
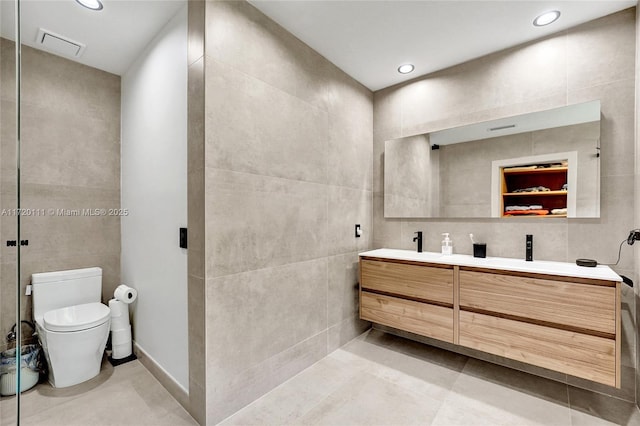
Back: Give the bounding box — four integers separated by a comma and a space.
187, 0, 206, 424
634, 3, 640, 412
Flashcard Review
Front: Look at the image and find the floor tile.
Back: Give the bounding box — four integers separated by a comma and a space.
217, 330, 639, 426
431, 358, 572, 426
569, 386, 640, 426
337, 329, 467, 401
0, 359, 196, 426
219, 355, 360, 425
297, 373, 442, 426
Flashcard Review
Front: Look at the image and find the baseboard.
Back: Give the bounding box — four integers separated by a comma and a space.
132, 341, 191, 412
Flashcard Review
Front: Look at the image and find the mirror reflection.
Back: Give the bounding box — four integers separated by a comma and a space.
384, 101, 601, 218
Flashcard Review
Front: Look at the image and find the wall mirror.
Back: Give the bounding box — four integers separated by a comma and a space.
384, 100, 601, 218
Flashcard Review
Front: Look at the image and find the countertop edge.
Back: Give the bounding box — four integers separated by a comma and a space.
359, 249, 622, 282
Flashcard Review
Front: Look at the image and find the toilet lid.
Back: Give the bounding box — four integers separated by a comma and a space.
43, 302, 110, 332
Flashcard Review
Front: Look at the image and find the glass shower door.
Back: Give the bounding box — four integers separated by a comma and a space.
0, 0, 23, 424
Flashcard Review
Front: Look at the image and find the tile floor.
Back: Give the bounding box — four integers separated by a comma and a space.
0, 358, 197, 426
221, 330, 640, 426
1, 330, 639, 425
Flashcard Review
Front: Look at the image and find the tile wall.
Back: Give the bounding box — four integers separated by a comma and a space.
0, 39, 121, 352
187, 1, 374, 423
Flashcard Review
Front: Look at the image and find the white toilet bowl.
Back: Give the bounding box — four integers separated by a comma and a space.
36, 303, 111, 388
31, 267, 111, 388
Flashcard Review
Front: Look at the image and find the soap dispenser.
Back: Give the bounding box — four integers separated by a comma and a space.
442, 233, 453, 256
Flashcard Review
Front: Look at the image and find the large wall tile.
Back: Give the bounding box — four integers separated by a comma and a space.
567, 175, 634, 271
188, 275, 206, 424
1, 100, 16, 184
328, 115, 373, 191
20, 45, 120, 120
1, 38, 16, 102
187, 57, 205, 175
328, 252, 360, 327
373, 192, 402, 249
207, 328, 328, 423
327, 316, 371, 354
205, 168, 328, 277
373, 125, 401, 195
17, 184, 120, 259
205, 0, 331, 111
567, 8, 636, 92
373, 86, 402, 135
187, 168, 205, 261
206, 258, 328, 379
326, 69, 373, 128
568, 79, 636, 178
400, 34, 567, 133
327, 186, 372, 256
204, 58, 328, 184
20, 102, 119, 189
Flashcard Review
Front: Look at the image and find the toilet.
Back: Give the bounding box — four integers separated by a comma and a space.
31, 267, 111, 388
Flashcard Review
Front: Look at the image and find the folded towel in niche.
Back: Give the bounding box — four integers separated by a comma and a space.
505, 205, 543, 211
551, 208, 567, 215
504, 209, 549, 216
512, 186, 551, 193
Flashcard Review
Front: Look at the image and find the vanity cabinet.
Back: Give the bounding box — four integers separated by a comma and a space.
359, 252, 621, 388
359, 259, 454, 343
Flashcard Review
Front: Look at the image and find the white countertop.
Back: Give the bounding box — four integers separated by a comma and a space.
359, 248, 622, 282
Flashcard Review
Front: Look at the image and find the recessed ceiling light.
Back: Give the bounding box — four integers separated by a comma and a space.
75, 0, 103, 11
397, 64, 414, 74
533, 10, 560, 27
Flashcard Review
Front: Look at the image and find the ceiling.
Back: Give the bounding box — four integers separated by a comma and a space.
248, 0, 637, 91
0, 0, 186, 76
0, 1, 636, 86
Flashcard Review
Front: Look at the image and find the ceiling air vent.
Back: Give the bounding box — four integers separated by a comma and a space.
36, 28, 86, 58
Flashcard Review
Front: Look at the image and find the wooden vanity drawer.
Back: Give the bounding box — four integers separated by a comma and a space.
361, 291, 453, 343
361, 259, 453, 305
459, 270, 616, 335
459, 311, 616, 386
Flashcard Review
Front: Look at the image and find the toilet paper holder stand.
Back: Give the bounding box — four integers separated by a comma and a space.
107, 285, 138, 367
107, 350, 137, 366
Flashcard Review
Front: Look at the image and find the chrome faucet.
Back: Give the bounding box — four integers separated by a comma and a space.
413, 231, 423, 253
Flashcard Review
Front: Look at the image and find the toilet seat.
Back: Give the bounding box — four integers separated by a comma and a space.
43, 302, 111, 332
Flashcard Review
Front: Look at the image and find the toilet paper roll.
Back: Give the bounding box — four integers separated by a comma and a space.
114, 284, 137, 304
108, 299, 128, 318
111, 326, 131, 345
110, 315, 129, 331
108, 299, 130, 331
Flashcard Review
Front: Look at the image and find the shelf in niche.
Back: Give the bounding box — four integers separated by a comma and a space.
503, 190, 568, 197
503, 214, 567, 218
503, 166, 568, 175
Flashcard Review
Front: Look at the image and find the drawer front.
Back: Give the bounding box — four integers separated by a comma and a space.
460, 311, 616, 386
361, 291, 453, 343
361, 259, 453, 305
459, 270, 616, 335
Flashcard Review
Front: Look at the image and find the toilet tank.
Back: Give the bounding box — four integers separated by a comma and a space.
32, 267, 102, 322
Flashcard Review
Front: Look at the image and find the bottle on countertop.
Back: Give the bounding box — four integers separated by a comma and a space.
442, 233, 453, 256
